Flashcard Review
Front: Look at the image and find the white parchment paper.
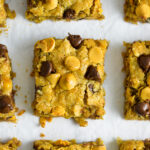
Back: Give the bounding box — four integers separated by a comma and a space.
0, 0, 150, 149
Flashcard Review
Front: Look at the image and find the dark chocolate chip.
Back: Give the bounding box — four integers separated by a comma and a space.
88, 84, 94, 93
85, 65, 101, 82
0, 96, 14, 113
134, 102, 150, 116
138, 55, 150, 72
0, 44, 8, 58
39, 61, 55, 77
63, 9, 75, 19
68, 33, 82, 49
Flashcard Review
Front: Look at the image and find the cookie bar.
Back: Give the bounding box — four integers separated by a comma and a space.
124, 0, 150, 23
0, 138, 21, 150
33, 138, 106, 150
25, 0, 104, 23
0, 0, 16, 27
0, 44, 16, 121
118, 139, 150, 150
33, 34, 108, 127
123, 41, 150, 120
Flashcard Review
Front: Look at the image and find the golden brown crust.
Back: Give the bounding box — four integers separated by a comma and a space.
26, 0, 104, 23
33, 138, 106, 150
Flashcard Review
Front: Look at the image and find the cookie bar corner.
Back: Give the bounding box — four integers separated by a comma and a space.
0, 138, 21, 150
118, 138, 150, 150
124, 0, 150, 23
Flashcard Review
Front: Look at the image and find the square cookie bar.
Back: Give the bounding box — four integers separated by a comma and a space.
26, 0, 104, 23
0, 138, 21, 150
123, 41, 150, 120
33, 34, 108, 127
0, 44, 16, 121
124, 0, 150, 23
118, 139, 150, 150
33, 138, 106, 150
0, 0, 16, 27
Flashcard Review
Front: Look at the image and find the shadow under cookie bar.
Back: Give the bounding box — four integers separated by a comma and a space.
25, 0, 104, 23
33, 34, 108, 127
0, 0, 16, 27
0, 44, 16, 121
33, 138, 106, 150
124, 0, 150, 23
118, 138, 150, 150
123, 41, 150, 120
0, 138, 21, 150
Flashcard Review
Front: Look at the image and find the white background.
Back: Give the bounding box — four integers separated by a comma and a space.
0, 0, 150, 149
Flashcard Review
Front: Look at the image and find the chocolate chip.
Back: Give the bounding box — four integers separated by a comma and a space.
40, 61, 55, 77
134, 102, 150, 116
0, 44, 8, 58
88, 84, 94, 93
85, 65, 101, 82
68, 33, 82, 49
63, 9, 75, 19
0, 96, 14, 113
138, 55, 150, 72
144, 139, 150, 149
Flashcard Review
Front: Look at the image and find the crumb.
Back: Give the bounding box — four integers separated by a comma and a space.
15, 107, 19, 112
40, 133, 45, 138
11, 72, 16, 78
25, 68, 29, 73
17, 109, 26, 116
39, 117, 46, 128
30, 71, 34, 77
46, 117, 52, 122
24, 100, 28, 104
15, 85, 21, 91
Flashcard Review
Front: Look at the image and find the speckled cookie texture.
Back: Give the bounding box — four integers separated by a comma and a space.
118, 138, 150, 150
0, 44, 16, 121
0, 0, 16, 27
124, 0, 150, 23
123, 41, 150, 120
33, 138, 106, 150
33, 34, 108, 127
0, 138, 21, 150
26, 0, 104, 23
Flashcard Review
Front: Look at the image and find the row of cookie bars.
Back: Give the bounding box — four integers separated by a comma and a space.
1, 138, 150, 150
0, 34, 150, 127
1, 0, 150, 27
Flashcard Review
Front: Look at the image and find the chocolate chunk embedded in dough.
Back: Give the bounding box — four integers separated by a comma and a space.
85, 65, 101, 82
0, 96, 13, 113
138, 55, 150, 72
40, 61, 55, 77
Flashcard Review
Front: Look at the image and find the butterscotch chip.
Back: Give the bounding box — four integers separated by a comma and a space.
44, 0, 58, 10
33, 139, 106, 150
89, 47, 102, 63
33, 35, 108, 126
59, 73, 77, 90
26, 0, 104, 23
140, 87, 150, 100
65, 56, 80, 71
123, 41, 150, 120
